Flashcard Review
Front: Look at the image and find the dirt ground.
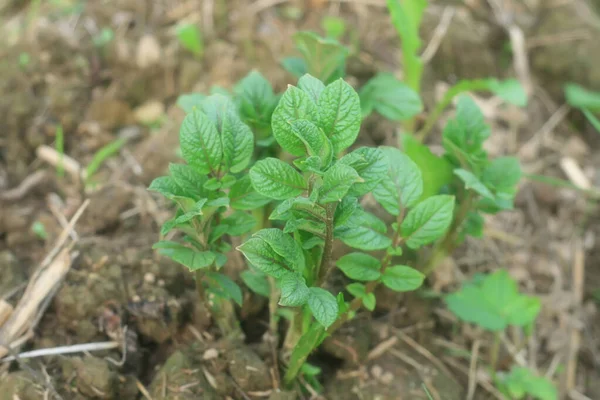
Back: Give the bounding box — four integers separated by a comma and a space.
1, 0, 600, 399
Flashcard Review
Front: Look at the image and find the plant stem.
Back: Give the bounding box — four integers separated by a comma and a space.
283, 309, 304, 350
283, 215, 404, 385
421, 193, 473, 276
325, 214, 402, 334
489, 331, 501, 382
195, 270, 205, 302
316, 203, 337, 286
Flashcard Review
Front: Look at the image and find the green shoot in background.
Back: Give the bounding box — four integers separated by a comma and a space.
176, 23, 204, 57
55, 124, 64, 178
565, 83, 600, 134
446, 270, 557, 400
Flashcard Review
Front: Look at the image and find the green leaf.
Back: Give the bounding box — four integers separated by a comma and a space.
235, 70, 278, 127
338, 147, 387, 196
386, 0, 426, 92
278, 273, 310, 307
179, 109, 222, 175
322, 15, 346, 40
318, 79, 361, 154
206, 272, 242, 306
148, 175, 190, 200
333, 196, 359, 228
335, 208, 392, 250
487, 79, 527, 107
177, 93, 205, 113
153, 241, 215, 271
174, 199, 207, 224
362, 293, 376, 311
220, 111, 254, 173
454, 169, 495, 199
564, 83, 600, 111
253, 229, 305, 272
336, 253, 382, 281
319, 163, 360, 203
237, 238, 290, 278
382, 265, 425, 292
497, 367, 557, 400
445, 269, 542, 331
346, 283, 376, 311
482, 157, 521, 192
290, 119, 333, 167
176, 23, 203, 56
281, 57, 307, 78
359, 73, 423, 120
169, 164, 209, 200
298, 74, 325, 104
250, 158, 307, 200
272, 85, 319, 156
373, 146, 423, 215
346, 282, 367, 298
229, 175, 271, 210
442, 96, 490, 170
293, 31, 348, 83
401, 134, 453, 201
307, 287, 339, 329
401, 195, 455, 249
241, 269, 271, 297
221, 211, 256, 236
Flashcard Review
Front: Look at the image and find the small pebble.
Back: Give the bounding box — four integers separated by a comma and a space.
144, 272, 156, 284
157, 279, 165, 287
203, 348, 219, 360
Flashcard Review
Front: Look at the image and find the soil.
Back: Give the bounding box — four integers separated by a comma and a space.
1, 1, 600, 399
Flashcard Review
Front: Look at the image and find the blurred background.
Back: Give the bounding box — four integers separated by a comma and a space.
0, 0, 599, 399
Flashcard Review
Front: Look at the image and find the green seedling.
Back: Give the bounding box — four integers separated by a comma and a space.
321, 16, 346, 40
386, 0, 427, 95
92, 27, 114, 48
402, 96, 522, 275
282, 31, 424, 123
496, 366, 557, 400
84, 137, 127, 186
31, 221, 48, 240
446, 270, 556, 399
149, 93, 264, 336
19, 52, 30, 68
385, 0, 527, 135
565, 83, 600, 134
55, 124, 64, 178
237, 74, 455, 386
176, 23, 204, 57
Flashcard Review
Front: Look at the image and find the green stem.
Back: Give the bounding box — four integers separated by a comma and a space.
285, 215, 404, 386
283, 309, 304, 350
489, 332, 501, 382
316, 203, 337, 286
415, 81, 491, 143
421, 193, 473, 276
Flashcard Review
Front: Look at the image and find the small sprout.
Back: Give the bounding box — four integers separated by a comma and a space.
31, 221, 48, 240
92, 27, 114, 48
176, 23, 203, 57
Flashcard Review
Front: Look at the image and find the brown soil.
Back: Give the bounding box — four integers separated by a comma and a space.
1, 1, 599, 399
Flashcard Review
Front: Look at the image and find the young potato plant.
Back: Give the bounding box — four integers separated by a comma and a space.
237, 74, 457, 386
400, 95, 523, 275
446, 270, 557, 400
149, 93, 270, 336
